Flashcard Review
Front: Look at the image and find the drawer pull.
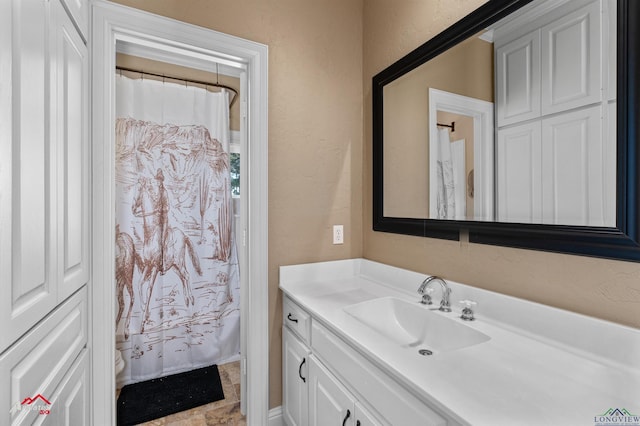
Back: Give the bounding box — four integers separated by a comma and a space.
287, 313, 298, 323
342, 409, 351, 426
298, 357, 306, 383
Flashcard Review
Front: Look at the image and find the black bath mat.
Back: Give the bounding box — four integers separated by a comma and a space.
117, 364, 225, 425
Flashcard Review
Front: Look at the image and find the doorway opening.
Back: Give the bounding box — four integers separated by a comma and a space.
91, 2, 269, 424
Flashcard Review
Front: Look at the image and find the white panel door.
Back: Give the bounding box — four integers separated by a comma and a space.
541, 1, 601, 115
496, 31, 541, 127
283, 327, 310, 426
55, 0, 89, 301
58, 0, 88, 41
497, 122, 542, 223
541, 105, 603, 225
309, 356, 355, 426
0, 0, 59, 353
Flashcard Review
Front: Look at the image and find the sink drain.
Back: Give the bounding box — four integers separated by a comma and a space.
418, 349, 433, 356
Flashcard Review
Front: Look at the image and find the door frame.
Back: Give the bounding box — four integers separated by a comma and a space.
428, 88, 494, 220
91, 2, 269, 424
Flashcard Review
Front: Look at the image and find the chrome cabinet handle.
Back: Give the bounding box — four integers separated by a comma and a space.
287, 313, 298, 323
342, 409, 351, 426
298, 357, 306, 383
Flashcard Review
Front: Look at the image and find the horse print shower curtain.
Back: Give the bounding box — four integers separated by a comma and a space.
115, 74, 240, 386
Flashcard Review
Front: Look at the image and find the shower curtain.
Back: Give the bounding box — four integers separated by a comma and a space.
436, 128, 466, 220
114, 75, 240, 386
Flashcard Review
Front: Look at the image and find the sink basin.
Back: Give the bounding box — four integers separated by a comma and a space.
343, 297, 490, 353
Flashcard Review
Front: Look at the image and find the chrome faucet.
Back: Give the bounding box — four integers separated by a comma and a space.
418, 276, 452, 312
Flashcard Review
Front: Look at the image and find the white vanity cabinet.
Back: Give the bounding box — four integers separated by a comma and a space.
0, 0, 90, 422
281, 259, 640, 426
282, 295, 449, 426
283, 296, 385, 426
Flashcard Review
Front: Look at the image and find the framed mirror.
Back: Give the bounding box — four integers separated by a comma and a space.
373, 0, 640, 261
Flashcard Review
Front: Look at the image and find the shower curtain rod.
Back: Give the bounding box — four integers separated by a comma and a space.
116, 66, 238, 108
437, 121, 455, 132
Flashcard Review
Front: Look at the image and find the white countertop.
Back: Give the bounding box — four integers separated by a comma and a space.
279, 259, 640, 426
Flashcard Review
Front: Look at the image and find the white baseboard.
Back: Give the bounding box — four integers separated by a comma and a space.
268, 406, 283, 426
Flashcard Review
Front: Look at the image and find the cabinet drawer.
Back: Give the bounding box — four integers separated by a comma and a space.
283, 296, 311, 345
312, 322, 447, 426
0, 287, 87, 426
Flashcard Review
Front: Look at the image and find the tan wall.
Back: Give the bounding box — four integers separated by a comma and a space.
110, 0, 364, 408
364, 0, 640, 330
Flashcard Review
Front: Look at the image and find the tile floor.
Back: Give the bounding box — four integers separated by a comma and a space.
130, 361, 246, 426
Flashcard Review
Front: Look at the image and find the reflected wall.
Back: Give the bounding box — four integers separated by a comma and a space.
383, 35, 493, 218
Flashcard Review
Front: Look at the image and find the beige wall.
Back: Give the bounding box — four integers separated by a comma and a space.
364, 0, 640, 332
110, 0, 364, 409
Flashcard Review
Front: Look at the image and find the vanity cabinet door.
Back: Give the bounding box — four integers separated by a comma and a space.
283, 327, 310, 426
354, 402, 383, 426
308, 355, 356, 426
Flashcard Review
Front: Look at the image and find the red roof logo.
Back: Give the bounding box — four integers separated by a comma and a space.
21, 394, 51, 405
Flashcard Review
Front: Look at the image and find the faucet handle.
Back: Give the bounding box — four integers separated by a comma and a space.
420, 287, 434, 305
459, 300, 477, 321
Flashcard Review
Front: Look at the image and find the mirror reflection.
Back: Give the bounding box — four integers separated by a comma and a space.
382, 0, 616, 226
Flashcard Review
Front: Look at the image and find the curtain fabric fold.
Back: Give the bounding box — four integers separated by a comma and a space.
115, 75, 240, 386
436, 128, 466, 220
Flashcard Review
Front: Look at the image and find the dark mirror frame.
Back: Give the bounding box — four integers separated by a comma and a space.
373, 0, 640, 261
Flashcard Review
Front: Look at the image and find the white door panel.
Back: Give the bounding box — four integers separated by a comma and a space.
0, 0, 59, 353
496, 31, 541, 127
59, 0, 88, 41
541, 1, 601, 114
541, 105, 603, 225
56, 0, 89, 301
497, 122, 542, 223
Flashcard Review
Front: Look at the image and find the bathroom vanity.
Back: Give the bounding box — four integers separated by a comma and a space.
280, 259, 640, 425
